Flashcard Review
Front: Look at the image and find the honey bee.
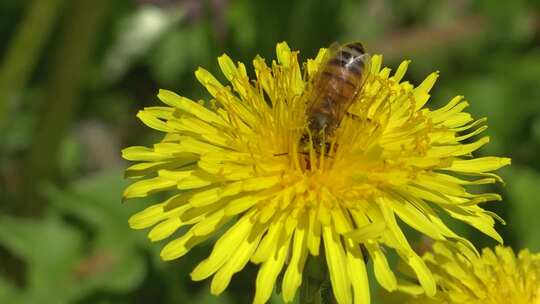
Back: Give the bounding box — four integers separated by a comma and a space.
303, 42, 370, 151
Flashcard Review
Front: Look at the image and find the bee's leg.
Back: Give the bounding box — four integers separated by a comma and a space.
324, 142, 333, 155
345, 111, 372, 122
273, 152, 289, 157
345, 112, 381, 134
273, 151, 312, 157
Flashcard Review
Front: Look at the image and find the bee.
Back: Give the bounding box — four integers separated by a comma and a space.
303, 42, 371, 152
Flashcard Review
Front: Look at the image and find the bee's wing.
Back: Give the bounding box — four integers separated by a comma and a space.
337, 51, 372, 118
304, 42, 342, 112
356, 52, 371, 86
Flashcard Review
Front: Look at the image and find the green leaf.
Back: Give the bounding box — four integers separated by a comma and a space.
0, 276, 19, 303
0, 214, 85, 303
44, 170, 151, 292
0, 170, 154, 302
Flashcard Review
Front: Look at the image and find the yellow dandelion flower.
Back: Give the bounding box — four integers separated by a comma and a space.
122, 42, 510, 304
389, 242, 540, 304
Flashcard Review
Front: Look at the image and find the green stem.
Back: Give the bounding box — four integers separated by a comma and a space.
300, 279, 323, 304
0, 0, 64, 126
300, 254, 327, 304
20, 0, 106, 215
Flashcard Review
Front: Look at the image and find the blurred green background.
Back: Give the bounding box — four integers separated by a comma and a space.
0, 0, 539, 303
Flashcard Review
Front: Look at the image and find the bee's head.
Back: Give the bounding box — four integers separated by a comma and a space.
308, 112, 329, 135
304, 113, 335, 152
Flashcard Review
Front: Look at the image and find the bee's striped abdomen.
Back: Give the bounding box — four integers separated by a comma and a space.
305, 42, 370, 149
315, 42, 369, 108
